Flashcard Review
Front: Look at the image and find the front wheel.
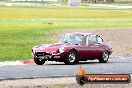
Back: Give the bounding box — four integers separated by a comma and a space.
34, 57, 45, 65
64, 50, 77, 65
98, 51, 109, 63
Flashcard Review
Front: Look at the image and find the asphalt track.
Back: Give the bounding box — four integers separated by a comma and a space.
0, 55, 132, 80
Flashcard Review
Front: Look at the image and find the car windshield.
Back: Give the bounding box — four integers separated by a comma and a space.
60, 33, 86, 45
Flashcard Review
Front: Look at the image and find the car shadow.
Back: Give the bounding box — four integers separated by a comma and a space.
45, 61, 103, 65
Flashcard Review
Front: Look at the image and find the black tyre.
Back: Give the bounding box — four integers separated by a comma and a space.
64, 50, 77, 65
75, 60, 79, 64
99, 51, 109, 63
34, 57, 45, 65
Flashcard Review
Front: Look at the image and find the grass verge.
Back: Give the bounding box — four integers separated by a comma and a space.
0, 6, 132, 61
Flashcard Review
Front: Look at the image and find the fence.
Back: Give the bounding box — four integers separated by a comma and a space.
0, 0, 132, 5
82, 0, 132, 4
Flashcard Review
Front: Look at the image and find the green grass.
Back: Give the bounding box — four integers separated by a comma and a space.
0, 6, 132, 19
0, 6, 132, 61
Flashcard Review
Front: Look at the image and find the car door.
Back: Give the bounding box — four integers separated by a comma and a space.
74, 35, 89, 59
76, 35, 98, 59
76, 44, 89, 59
86, 35, 102, 59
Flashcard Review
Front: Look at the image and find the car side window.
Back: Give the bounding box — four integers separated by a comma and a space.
76, 35, 86, 45
97, 36, 103, 44
88, 35, 97, 45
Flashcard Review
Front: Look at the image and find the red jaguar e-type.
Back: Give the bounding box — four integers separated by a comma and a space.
32, 32, 112, 65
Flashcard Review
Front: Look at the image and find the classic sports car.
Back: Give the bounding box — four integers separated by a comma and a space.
32, 32, 112, 65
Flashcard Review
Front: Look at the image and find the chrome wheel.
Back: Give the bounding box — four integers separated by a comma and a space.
68, 51, 76, 63
64, 50, 77, 65
103, 52, 109, 61
99, 51, 109, 63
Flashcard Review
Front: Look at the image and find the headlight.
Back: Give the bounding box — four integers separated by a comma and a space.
59, 47, 65, 53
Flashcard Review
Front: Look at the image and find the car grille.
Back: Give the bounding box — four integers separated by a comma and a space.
35, 52, 51, 56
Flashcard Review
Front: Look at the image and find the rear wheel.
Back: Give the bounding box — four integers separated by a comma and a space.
64, 50, 77, 65
99, 51, 109, 63
34, 57, 45, 65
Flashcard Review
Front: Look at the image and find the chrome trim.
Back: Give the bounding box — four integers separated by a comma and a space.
52, 53, 61, 55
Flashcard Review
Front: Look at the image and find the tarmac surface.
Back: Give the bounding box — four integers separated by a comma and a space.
0, 55, 132, 80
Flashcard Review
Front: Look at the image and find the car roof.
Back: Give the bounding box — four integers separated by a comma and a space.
66, 32, 97, 36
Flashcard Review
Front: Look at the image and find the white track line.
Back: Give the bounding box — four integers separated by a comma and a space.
0, 61, 24, 66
